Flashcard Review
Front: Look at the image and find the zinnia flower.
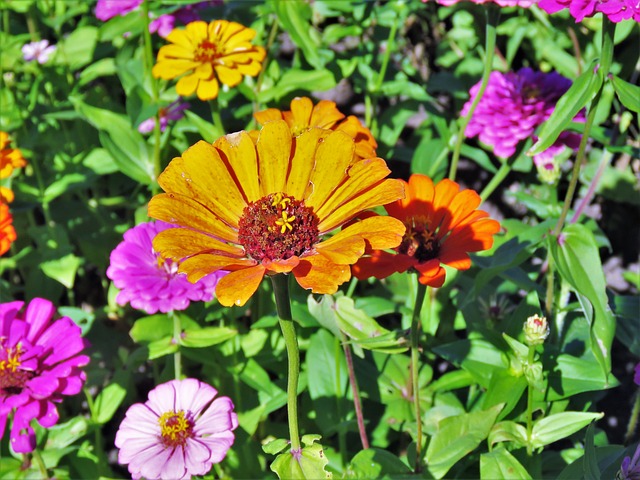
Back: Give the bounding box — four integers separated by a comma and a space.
0, 203, 16, 256
353, 174, 500, 288
539, 0, 640, 23
432, 0, 535, 6
115, 378, 238, 480
149, 1, 215, 38
1, 131, 27, 204
618, 443, 640, 480
95, 0, 142, 21
138, 100, 190, 134
635, 362, 640, 386
254, 97, 378, 162
106, 221, 225, 314
0, 298, 90, 453
462, 68, 585, 162
148, 120, 406, 307
21, 40, 56, 64
152, 20, 266, 101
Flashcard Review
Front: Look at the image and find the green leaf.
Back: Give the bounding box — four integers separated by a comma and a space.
583, 423, 600, 480
546, 353, 618, 401
488, 421, 528, 449
270, 435, 332, 479
180, 326, 237, 348
531, 412, 603, 449
183, 110, 222, 143
529, 63, 603, 155
346, 448, 411, 478
549, 223, 615, 376
129, 314, 173, 343
611, 74, 640, 113
433, 339, 509, 388
480, 448, 531, 480
257, 68, 337, 103
40, 253, 81, 289
93, 383, 127, 424
262, 438, 290, 455
57, 26, 98, 70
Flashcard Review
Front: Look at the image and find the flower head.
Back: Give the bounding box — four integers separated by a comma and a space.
539, 0, 640, 23
115, 378, 238, 480
523, 314, 550, 346
95, 0, 142, 21
0, 298, 90, 453
0, 203, 16, 256
138, 100, 190, 134
433, 0, 535, 6
353, 174, 500, 288
634, 362, 640, 386
618, 443, 640, 480
152, 20, 266, 101
148, 120, 406, 306
463, 68, 585, 161
254, 97, 378, 162
1, 131, 27, 204
106, 221, 224, 314
21, 40, 56, 64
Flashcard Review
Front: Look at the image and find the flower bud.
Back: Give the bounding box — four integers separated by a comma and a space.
523, 314, 550, 346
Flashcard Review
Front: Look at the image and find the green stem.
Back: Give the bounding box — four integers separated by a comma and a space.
448, 6, 499, 181
31, 449, 49, 479
170, 311, 182, 380
334, 336, 347, 466
210, 99, 226, 138
370, 17, 399, 137
253, 18, 279, 116
411, 281, 428, 473
525, 345, 536, 456
624, 389, 640, 444
544, 254, 554, 319
341, 331, 369, 450
479, 154, 516, 203
271, 274, 301, 452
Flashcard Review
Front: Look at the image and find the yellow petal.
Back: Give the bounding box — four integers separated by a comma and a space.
157, 44, 194, 60
315, 235, 364, 265
214, 131, 261, 203
285, 128, 324, 199
215, 65, 243, 87
305, 130, 355, 211
215, 265, 266, 307
289, 97, 314, 129
196, 76, 219, 100
179, 254, 256, 283
254, 108, 283, 126
152, 59, 198, 79
148, 193, 238, 243
292, 254, 350, 294
185, 21, 209, 44
166, 28, 195, 50
153, 228, 244, 261
257, 120, 292, 196
222, 23, 256, 46
234, 58, 264, 77
176, 72, 199, 96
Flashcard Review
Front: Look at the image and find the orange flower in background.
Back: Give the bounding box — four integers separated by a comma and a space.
0, 202, 16, 256
1, 131, 27, 204
353, 174, 501, 288
254, 97, 378, 161
152, 20, 266, 101
148, 120, 406, 307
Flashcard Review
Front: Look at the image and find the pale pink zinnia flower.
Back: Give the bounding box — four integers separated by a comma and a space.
115, 378, 238, 480
0, 298, 90, 453
21, 40, 56, 64
95, 0, 142, 21
138, 100, 190, 134
106, 221, 225, 314
539, 0, 640, 23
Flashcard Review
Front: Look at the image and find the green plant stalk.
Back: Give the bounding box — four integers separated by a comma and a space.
525, 345, 536, 456
369, 17, 399, 137
544, 254, 555, 319
411, 281, 428, 473
210, 99, 226, 138
83, 388, 110, 476
253, 18, 279, 116
479, 154, 516, 202
31, 449, 49, 479
271, 274, 301, 452
448, 6, 499, 181
624, 389, 640, 444
170, 310, 182, 380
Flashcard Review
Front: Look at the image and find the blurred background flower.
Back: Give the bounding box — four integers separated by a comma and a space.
138, 100, 190, 134
21, 40, 56, 64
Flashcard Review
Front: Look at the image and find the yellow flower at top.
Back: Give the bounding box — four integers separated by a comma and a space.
152, 20, 266, 101
254, 97, 378, 162
0, 131, 27, 203
148, 120, 406, 307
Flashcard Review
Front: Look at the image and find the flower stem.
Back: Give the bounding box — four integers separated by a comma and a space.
31, 449, 49, 479
479, 154, 516, 203
624, 389, 640, 444
341, 331, 369, 450
411, 281, 428, 473
271, 274, 301, 452
170, 310, 182, 380
525, 345, 536, 456
448, 6, 499, 182
369, 16, 399, 138
210, 99, 226, 138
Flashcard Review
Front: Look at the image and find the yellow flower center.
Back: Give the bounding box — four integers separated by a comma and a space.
0, 342, 32, 394
158, 410, 194, 448
194, 40, 220, 64
238, 193, 320, 261
397, 216, 440, 263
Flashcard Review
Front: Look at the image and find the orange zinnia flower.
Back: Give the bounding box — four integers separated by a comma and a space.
148, 120, 406, 307
1, 131, 27, 203
0, 202, 17, 256
152, 20, 266, 101
254, 97, 378, 161
353, 174, 500, 288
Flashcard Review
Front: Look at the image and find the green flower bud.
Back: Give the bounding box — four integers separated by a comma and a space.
523, 314, 549, 346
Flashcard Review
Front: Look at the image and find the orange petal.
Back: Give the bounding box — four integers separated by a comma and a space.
352, 251, 415, 280
262, 256, 300, 273
316, 235, 365, 265
285, 128, 324, 199
257, 120, 292, 195
215, 264, 266, 307
289, 97, 314, 131
438, 188, 482, 236
254, 108, 283, 126
214, 131, 260, 203
179, 254, 256, 283
292, 254, 351, 294
415, 259, 446, 288
153, 228, 244, 261
431, 179, 460, 233
309, 100, 344, 128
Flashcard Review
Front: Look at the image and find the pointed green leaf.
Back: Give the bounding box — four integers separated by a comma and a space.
481, 448, 532, 480
531, 412, 603, 449
270, 435, 332, 479
611, 74, 640, 113
179, 326, 237, 348
346, 448, 411, 478
489, 420, 528, 449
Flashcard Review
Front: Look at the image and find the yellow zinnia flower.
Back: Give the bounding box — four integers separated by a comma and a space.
254, 97, 378, 162
152, 20, 266, 101
148, 120, 406, 307
0, 131, 27, 204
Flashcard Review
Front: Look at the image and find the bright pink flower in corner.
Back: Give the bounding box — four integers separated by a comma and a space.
539, 0, 640, 23
0, 298, 90, 453
115, 378, 238, 480
138, 100, 190, 134
95, 0, 142, 21
634, 362, 640, 386
106, 221, 225, 314
431, 0, 536, 6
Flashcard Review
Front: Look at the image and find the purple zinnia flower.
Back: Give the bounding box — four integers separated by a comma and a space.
462, 67, 584, 160
0, 298, 90, 453
115, 378, 238, 480
138, 100, 190, 134
21, 40, 56, 64
149, 1, 214, 38
635, 362, 640, 386
618, 443, 640, 480
539, 0, 640, 23
106, 221, 224, 314
95, 0, 142, 21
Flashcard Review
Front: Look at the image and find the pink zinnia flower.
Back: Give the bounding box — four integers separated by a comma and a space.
0, 298, 90, 453
138, 100, 190, 134
21, 40, 56, 64
106, 221, 225, 314
462, 67, 585, 161
95, 0, 142, 21
115, 378, 238, 480
538, 0, 640, 23
431, 0, 535, 6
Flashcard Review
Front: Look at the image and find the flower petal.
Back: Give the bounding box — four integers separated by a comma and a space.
286, 128, 324, 199
292, 254, 350, 294
196, 76, 219, 100
215, 265, 266, 307
257, 120, 292, 195
179, 253, 256, 282
153, 228, 244, 260
214, 131, 261, 203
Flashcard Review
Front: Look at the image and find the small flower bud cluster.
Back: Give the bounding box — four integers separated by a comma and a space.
523, 314, 550, 346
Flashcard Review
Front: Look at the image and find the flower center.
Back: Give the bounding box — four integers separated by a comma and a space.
0, 342, 32, 395
238, 193, 320, 262
396, 216, 440, 263
158, 410, 194, 448
194, 40, 220, 63
156, 254, 179, 277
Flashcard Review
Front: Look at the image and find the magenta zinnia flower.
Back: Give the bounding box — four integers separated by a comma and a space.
462, 67, 584, 161
95, 0, 142, 21
115, 378, 238, 480
0, 298, 89, 453
432, 0, 535, 6
539, 0, 640, 23
107, 221, 225, 314
138, 100, 190, 134
149, 1, 215, 38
